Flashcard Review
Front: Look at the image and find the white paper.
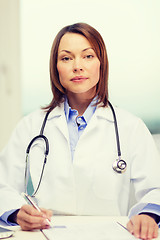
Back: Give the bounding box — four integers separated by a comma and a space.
42, 222, 137, 240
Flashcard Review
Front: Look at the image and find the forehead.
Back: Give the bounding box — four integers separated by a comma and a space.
58, 33, 92, 52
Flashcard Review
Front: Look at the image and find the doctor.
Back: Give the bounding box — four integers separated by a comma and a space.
0, 23, 160, 239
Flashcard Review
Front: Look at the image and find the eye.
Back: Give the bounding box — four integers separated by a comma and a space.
85, 55, 94, 59
61, 56, 72, 62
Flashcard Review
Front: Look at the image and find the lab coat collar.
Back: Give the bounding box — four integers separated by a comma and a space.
95, 104, 114, 123
47, 102, 114, 123
47, 103, 65, 120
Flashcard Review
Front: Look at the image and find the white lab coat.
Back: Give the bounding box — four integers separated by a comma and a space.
0, 103, 160, 217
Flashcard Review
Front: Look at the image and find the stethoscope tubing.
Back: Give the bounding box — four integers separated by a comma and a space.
26, 135, 49, 155
25, 110, 50, 196
107, 102, 121, 157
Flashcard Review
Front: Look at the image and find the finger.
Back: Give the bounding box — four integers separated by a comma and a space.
149, 223, 158, 240
126, 220, 134, 235
17, 213, 51, 230
21, 211, 46, 224
139, 219, 148, 240
153, 226, 159, 239
19, 219, 50, 231
22, 205, 44, 217
130, 216, 141, 239
17, 206, 44, 223
40, 208, 53, 220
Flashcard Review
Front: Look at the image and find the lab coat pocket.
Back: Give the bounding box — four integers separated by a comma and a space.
92, 161, 117, 200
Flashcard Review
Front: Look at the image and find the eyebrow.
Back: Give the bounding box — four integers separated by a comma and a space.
59, 47, 93, 54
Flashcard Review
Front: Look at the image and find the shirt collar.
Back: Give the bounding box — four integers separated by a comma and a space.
64, 97, 97, 124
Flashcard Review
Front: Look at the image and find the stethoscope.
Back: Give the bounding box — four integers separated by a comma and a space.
24, 101, 127, 197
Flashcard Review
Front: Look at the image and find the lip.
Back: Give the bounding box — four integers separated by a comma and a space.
71, 76, 88, 81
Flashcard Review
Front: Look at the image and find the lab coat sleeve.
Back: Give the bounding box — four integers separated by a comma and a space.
128, 118, 160, 217
0, 116, 31, 216
140, 203, 160, 220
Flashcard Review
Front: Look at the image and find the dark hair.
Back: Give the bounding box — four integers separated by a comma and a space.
44, 22, 109, 111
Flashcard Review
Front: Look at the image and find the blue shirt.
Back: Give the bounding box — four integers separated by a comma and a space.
64, 97, 97, 160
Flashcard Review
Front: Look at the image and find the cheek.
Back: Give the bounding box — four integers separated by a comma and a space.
91, 61, 100, 81
57, 63, 68, 83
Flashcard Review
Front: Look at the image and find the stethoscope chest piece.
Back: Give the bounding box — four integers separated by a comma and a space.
112, 158, 127, 174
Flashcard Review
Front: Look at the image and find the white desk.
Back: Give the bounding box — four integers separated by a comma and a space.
1, 216, 160, 240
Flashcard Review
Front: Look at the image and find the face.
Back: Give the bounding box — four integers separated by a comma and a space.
57, 33, 100, 99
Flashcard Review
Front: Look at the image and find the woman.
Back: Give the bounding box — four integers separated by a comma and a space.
0, 23, 160, 239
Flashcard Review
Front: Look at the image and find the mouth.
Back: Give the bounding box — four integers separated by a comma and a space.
71, 76, 88, 82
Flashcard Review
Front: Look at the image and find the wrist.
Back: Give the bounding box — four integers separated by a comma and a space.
8, 209, 20, 224
139, 212, 160, 224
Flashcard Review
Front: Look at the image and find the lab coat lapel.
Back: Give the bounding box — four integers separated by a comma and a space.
54, 115, 69, 141
47, 103, 69, 141
82, 105, 114, 136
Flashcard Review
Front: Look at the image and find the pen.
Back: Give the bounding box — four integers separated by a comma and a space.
21, 192, 53, 228
117, 221, 129, 232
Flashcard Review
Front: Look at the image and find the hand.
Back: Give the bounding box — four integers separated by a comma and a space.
16, 204, 53, 230
127, 214, 159, 239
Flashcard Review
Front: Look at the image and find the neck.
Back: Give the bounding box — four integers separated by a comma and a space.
67, 93, 94, 116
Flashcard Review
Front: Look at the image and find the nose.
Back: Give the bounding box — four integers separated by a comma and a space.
73, 58, 83, 73
73, 68, 83, 73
